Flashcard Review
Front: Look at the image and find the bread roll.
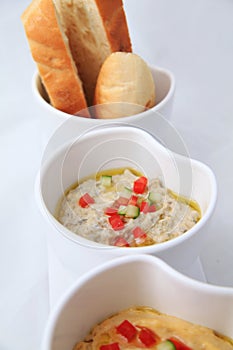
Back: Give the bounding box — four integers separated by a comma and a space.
53, 0, 132, 106
94, 52, 156, 119
21, 0, 89, 116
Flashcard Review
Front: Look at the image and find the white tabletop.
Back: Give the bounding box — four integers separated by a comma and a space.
0, 0, 233, 349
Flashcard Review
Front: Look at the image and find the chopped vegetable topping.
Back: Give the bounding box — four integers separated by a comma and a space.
117, 205, 127, 215
133, 176, 148, 194
116, 320, 137, 342
65, 169, 200, 248
101, 175, 112, 187
121, 187, 132, 199
78, 193, 95, 208
148, 204, 156, 212
138, 327, 160, 347
104, 207, 118, 216
168, 337, 192, 350
128, 195, 138, 206
156, 340, 176, 350
114, 237, 129, 247
148, 191, 160, 203
140, 200, 150, 213
98, 320, 193, 350
109, 214, 125, 231
132, 227, 147, 244
125, 205, 140, 218
113, 197, 129, 209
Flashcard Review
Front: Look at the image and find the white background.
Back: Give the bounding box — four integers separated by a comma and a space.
0, 0, 233, 349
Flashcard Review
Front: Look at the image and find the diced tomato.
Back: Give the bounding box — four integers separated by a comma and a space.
113, 197, 129, 209
114, 237, 129, 247
138, 327, 160, 347
169, 337, 193, 350
132, 227, 147, 244
140, 201, 150, 213
78, 193, 95, 208
128, 195, 138, 206
132, 226, 147, 239
133, 176, 148, 194
116, 320, 137, 341
100, 343, 120, 350
109, 214, 125, 231
148, 204, 156, 213
104, 207, 118, 216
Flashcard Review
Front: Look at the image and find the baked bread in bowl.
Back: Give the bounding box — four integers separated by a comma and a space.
94, 52, 156, 119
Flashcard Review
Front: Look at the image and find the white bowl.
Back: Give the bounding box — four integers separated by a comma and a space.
32, 65, 175, 144
36, 125, 217, 278
41, 254, 233, 350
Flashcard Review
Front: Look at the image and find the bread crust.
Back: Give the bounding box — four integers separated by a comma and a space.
53, 0, 132, 107
21, 0, 89, 116
94, 0, 132, 52
94, 52, 156, 119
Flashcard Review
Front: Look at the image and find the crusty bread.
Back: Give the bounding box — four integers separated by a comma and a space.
53, 0, 132, 106
94, 52, 156, 119
21, 0, 90, 116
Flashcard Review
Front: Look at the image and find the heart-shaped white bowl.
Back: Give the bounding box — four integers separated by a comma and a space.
41, 254, 233, 350
36, 125, 217, 278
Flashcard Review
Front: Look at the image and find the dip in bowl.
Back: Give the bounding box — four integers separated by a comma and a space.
36, 125, 217, 282
41, 255, 233, 350
56, 167, 201, 247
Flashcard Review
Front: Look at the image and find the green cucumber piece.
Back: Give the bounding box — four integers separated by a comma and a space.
121, 187, 132, 199
148, 191, 162, 203
125, 205, 140, 218
118, 205, 127, 215
101, 175, 112, 187
156, 340, 176, 350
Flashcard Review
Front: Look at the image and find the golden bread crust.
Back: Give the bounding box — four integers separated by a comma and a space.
94, 52, 156, 119
95, 0, 132, 52
21, 0, 89, 115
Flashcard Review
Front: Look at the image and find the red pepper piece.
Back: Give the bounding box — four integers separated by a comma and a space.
113, 197, 129, 209
116, 319, 137, 341
132, 227, 147, 243
140, 201, 150, 213
104, 207, 118, 216
133, 176, 148, 194
100, 343, 120, 350
114, 237, 130, 247
148, 204, 156, 212
128, 195, 138, 206
138, 327, 160, 347
169, 337, 193, 350
78, 193, 95, 208
109, 214, 125, 231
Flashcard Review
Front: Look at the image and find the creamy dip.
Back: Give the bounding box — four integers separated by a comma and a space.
74, 306, 233, 350
57, 168, 200, 247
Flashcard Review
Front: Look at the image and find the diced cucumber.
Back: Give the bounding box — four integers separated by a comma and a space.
101, 175, 112, 187
118, 205, 127, 215
156, 340, 176, 350
148, 191, 162, 203
125, 205, 140, 218
121, 187, 132, 199
136, 196, 145, 206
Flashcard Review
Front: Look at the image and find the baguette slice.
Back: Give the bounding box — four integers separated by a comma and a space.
53, 0, 132, 106
21, 0, 90, 116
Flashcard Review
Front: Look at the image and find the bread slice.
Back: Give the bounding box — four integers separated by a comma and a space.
53, 0, 132, 106
94, 52, 156, 119
21, 0, 90, 116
